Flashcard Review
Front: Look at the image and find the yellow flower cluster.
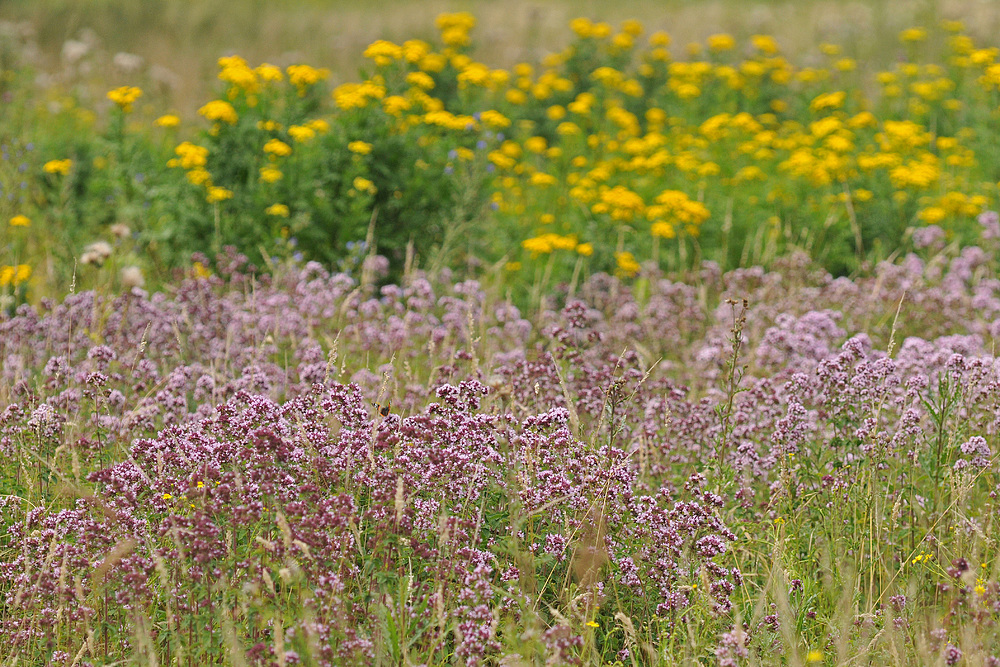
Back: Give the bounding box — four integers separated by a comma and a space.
0, 264, 31, 287
521, 233, 589, 256
332, 80, 386, 111
287, 64, 330, 95
43, 159, 72, 175
218, 55, 260, 93
352, 176, 377, 194
615, 251, 640, 278
206, 186, 234, 203
107, 85, 142, 112
80, 12, 1000, 286
199, 100, 238, 125
348, 141, 372, 155
435, 12, 476, 48
155, 114, 181, 128
263, 138, 292, 157
168, 142, 209, 170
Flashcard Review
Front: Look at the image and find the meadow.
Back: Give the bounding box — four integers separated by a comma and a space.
3, 2, 1000, 665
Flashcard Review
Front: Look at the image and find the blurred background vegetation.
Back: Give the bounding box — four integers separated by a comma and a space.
3, 0, 1000, 112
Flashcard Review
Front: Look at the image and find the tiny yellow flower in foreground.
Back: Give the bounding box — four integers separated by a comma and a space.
162, 493, 172, 500
9, 214, 30, 227
43, 159, 73, 175
266, 203, 290, 217
348, 141, 373, 155
806, 649, 823, 663
585, 620, 599, 628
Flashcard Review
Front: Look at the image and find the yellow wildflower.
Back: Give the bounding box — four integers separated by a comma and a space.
288, 125, 316, 143
255, 63, 284, 82
529, 172, 557, 187
9, 214, 30, 227
286, 64, 330, 94
382, 95, 411, 116
522, 235, 554, 255
173, 142, 209, 169
155, 114, 180, 128
43, 159, 73, 175
900, 27, 928, 43
193, 262, 212, 279
506, 89, 527, 104
259, 166, 283, 183
614, 251, 640, 278
205, 186, 233, 203
199, 100, 238, 125
352, 176, 377, 194
218, 56, 258, 92
266, 203, 290, 217
13, 264, 30, 285
480, 109, 511, 129
810, 91, 846, 113
185, 168, 212, 186
707, 34, 736, 52
307, 119, 330, 134
406, 71, 436, 90
364, 40, 403, 66
570, 17, 594, 39
751, 34, 779, 55
264, 139, 293, 157
348, 141, 373, 155
651, 221, 676, 238
107, 85, 142, 112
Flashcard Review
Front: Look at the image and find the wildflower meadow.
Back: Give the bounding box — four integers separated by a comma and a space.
4, 3, 1000, 665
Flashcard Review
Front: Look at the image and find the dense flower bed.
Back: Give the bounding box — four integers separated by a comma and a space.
3, 236, 1000, 664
